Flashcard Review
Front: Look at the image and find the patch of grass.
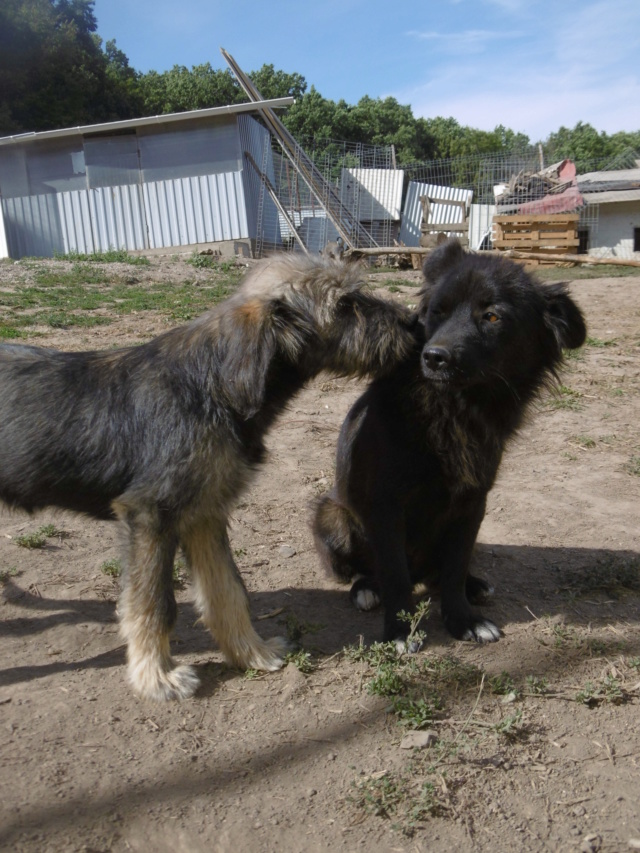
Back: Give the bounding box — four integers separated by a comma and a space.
586, 336, 617, 348
525, 675, 548, 695
350, 771, 444, 834
571, 434, 596, 448
488, 671, 518, 697
54, 249, 150, 265
0, 323, 29, 339
391, 694, 442, 729
185, 253, 238, 274
100, 558, 122, 578
0, 566, 19, 584
576, 675, 626, 707
564, 555, 640, 598
624, 456, 640, 476
0, 262, 242, 333
548, 385, 584, 411
280, 612, 325, 644
14, 524, 61, 549
368, 663, 407, 697
493, 709, 526, 739
285, 650, 315, 674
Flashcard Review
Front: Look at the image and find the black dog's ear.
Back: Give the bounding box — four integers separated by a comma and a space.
542, 283, 587, 350
422, 238, 466, 284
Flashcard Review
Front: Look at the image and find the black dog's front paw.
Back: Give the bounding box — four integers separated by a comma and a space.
465, 574, 494, 604
444, 613, 501, 643
393, 635, 423, 655
349, 576, 381, 612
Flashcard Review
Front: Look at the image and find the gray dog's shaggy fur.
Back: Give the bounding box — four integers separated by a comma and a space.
0, 254, 417, 700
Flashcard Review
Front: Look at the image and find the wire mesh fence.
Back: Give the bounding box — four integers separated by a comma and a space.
253, 133, 639, 261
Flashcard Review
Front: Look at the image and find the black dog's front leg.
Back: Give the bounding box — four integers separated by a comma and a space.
366, 511, 420, 650
436, 501, 501, 643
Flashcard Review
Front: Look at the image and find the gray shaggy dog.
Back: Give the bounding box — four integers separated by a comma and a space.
0, 254, 417, 700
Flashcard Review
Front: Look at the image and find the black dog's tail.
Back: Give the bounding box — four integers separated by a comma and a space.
313, 493, 370, 582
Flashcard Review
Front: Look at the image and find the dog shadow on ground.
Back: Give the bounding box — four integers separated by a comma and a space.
1, 543, 638, 692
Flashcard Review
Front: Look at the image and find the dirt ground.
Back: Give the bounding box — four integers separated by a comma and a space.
0, 254, 639, 853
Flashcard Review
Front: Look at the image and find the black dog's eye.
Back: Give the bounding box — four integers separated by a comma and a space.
483, 311, 500, 324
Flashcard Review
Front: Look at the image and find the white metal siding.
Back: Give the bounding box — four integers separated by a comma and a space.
143, 171, 248, 249
399, 182, 473, 246
468, 204, 496, 250
340, 169, 404, 220
2, 193, 61, 258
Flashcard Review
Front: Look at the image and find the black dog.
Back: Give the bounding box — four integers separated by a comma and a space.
314, 239, 586, 648
0, 254, 417, 700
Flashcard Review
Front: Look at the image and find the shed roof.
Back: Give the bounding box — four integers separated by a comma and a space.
0, 98, 295, 147
582, 188, 640, 204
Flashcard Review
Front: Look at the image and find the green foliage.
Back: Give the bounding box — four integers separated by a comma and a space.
285, 650, 315, 674
100, 558, 122, 578
53, 249, 150, 266
624, 456, 640, 476
488, 671, 517, 696
563, 555, 640, 598
1, 5, 637, 165
0, 0, 141, 133
0, 566, 19, 584
15, 524, 60, 549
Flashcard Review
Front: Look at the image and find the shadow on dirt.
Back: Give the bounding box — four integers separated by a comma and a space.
2, 543, 638, 692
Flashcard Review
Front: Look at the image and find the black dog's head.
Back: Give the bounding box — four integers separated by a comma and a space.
417, 240, 586, 395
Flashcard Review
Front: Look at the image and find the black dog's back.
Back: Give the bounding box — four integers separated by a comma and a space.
314, 240, 586, 647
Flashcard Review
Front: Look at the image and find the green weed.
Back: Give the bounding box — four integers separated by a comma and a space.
548, 385, 584, 411
100, 558, 123, 578
285, 650, 315, 674
54, 249, 150, 265
488, 671, 517, 697
563, 555, 640, 598
624, 456, 640, 476
0, 566, 19, 584
15, 524, 61, 549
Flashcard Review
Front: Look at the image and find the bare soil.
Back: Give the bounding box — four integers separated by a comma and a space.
1, 256, 639, 853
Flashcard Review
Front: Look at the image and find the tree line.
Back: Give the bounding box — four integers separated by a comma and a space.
1, 0, 638, 167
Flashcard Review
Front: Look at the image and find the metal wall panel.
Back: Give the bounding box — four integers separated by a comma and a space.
340, 168, 404, 220
1, 193, 62, 258
468, 203, 496, 250
399, 182, 473, 246
88, 184, 148, 251
57, 189, 95, 254
143, 171, 248, 249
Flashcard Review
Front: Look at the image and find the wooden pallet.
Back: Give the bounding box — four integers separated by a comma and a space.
492, 213, 579, 265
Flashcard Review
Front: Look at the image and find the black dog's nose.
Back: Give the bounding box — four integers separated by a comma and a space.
423, 346, 451, 371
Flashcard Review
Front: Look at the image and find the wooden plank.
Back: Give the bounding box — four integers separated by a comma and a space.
493, 240, 579, 249
499, 249, 640, 267
493, 213, 580, 224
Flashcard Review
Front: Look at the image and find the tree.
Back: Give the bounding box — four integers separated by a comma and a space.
249, 64, 307, 101
138, 64, 243, 115
0, 0, 111, 133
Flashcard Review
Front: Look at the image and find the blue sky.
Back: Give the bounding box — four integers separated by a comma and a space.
93, 0, 639, 142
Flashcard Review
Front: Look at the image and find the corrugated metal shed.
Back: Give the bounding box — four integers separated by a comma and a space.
0, 99, 293, 259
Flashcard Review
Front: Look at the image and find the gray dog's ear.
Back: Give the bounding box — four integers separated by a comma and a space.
422, 238, 466, 284
542, 283, 587, 350
220, 305, 278, 419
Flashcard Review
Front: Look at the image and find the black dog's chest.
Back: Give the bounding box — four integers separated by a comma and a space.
403, 480, 485, 583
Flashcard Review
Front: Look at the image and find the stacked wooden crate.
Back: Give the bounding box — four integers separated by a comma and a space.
492, 213, 579, 265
